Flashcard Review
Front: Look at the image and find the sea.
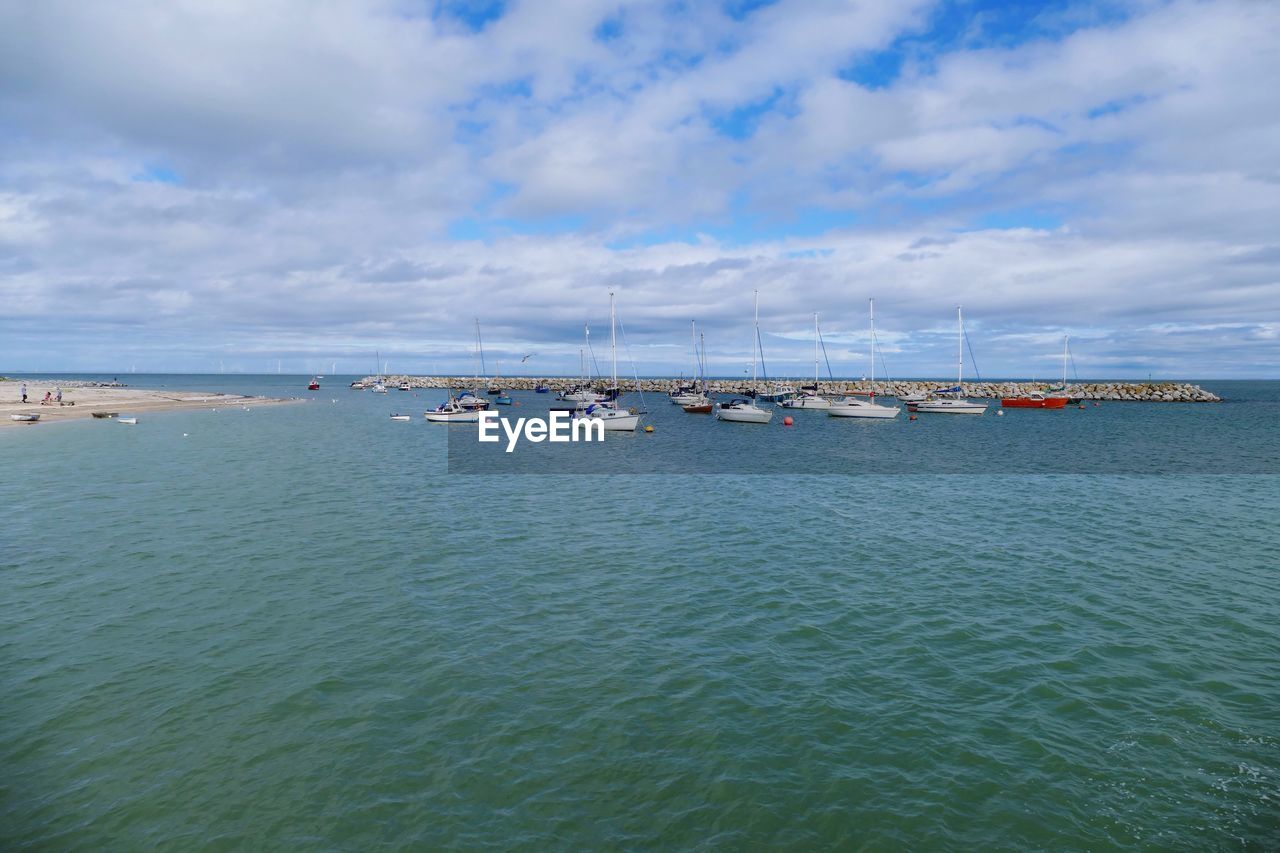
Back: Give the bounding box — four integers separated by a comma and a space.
3, 375, 1278, 848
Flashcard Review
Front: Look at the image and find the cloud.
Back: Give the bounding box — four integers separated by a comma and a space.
0, 0, 1277, 377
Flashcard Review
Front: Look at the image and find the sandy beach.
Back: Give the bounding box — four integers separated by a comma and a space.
0, 379, 295, 428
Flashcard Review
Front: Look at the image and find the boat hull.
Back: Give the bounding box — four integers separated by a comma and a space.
912, 400, 988, 414
10, 413, 40, 422
682, 403, 713, 413
424, 411, 480, 423
1001, 397, 1068, 409
584, 410, 641, 431
780, 396, 830, 409
716, 405, 773, 423
828, 402, 900, 419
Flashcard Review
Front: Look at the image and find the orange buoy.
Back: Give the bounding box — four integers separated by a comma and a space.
783, 416, 794, 426
909, 414, 917, 421
1078, 403, 1085, 409
644, 425, 654, 433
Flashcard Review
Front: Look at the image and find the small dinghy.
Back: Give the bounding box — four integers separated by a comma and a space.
10, 413, 40, 422
495, 394, 513, 405
118, 417, 138, 425
91, 412, 119, 419
389, 414, 411, 421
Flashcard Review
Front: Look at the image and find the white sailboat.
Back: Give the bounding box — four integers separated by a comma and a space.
913, 306, 988, 415
829, 298, 901, 419
717, 290, 774, 424
580, 291, 642, 431
781, 313, 830, 409
370, 351, 388, 393
669, 320, 704, 405
558, 329, 607, 403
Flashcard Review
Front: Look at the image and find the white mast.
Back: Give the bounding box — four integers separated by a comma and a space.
752, 290, 760, 384
957, 306, 964, 389
869, 298, 875, 396
609, 290, 618, 390
814, 312, 820, 391
1062, 334, 1069, 388
690, 319, 697, 384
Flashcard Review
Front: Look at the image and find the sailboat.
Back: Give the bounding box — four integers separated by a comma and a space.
1046, 335, 1082, 403
716, 291, 774, 424
669, 321, 704, 405
370, 351, 388, 393
912, 307, 988, 414
557, 328, 607, 404
682, 332, 714, 413
780, 313, 831, 409
580, 291, 642, 431
829, 298, 901, 419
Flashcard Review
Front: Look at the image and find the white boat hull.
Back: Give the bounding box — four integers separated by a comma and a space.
10, 413, 40, 422
669, 393, 703, 406
913, 399, 988, 414
780, 395, 830, 409
424, 410, 480, 422
716, 404, 773, 423
828, 401, 900, 418
584, 410, 640, 431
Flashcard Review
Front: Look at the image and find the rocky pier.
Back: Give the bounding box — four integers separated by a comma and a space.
364, 376, 1221, 402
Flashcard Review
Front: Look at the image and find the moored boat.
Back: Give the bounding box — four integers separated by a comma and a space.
912, 307, 987, 415
10, 413, 40, 422
716, 291, 774, 424
828, 299, 901, 420
389, 414, 412, 421
780, 314, 830, 409
1001, 392, 1067, 409
307, 377, 320, 390
91, 412, 119, 419
424, 398, 481, 422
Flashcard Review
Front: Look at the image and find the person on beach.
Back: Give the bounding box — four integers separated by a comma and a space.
55, 387, 62, 403
42, 391, 52, 405
20, 382, 27, 403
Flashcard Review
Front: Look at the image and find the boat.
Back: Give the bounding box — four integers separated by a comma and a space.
455, 390, 490, 410
397, 383, 411, 392
579, 292, 643, 431
669, 322, 706, 405
349, 381, 366, 390
10, 413, 40, 422
1001, 392, 1067, 409
495, 394, 513, 405
1045, 335, 1083, 403
829, 299, 901, 419
369, 351, 388, 393
535, 384, 550, 393
759, 383, 797, 402
91, 412, 119, 419
424, 397, 482, 422
716, 291, 774, 424
911, 307, 988, 415
681, 331, 714, 412
118, 417, 138, 425
389, 414, 412, 421
307, 377, 320, 390
780, 314, 831, 409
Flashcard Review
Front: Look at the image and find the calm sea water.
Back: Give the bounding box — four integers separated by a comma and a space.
3, 376, 1278, 848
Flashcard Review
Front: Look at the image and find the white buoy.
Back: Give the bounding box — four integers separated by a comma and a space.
997, 409, 1004, 416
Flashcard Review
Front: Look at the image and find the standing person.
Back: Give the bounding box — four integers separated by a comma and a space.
20, 382, 27, 403
55, 387, 63, 403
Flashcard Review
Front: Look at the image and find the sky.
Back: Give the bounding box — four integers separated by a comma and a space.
1, 0, 1278, 379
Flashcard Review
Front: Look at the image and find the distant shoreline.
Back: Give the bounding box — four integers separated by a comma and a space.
0, 379, 296, 429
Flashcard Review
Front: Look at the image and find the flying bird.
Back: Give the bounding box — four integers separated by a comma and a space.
521, 353, 535, 362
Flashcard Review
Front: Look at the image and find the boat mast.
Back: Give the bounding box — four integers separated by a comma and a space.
957, 306, 964, 389
610, 290, 617, 390
475, 319, 488, 384
814, 312, 820, 391
869, 297, 875, 397
691, 319, 697, 386
752, 290, 760, 385
1062, 334, 1069, 388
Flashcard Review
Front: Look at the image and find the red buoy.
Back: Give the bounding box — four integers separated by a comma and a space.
782, 416, 794, 426
909, 414, 917, 421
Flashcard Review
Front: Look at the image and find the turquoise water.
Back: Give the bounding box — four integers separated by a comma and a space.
3, 377, 1278, 848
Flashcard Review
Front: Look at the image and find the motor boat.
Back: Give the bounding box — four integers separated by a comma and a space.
715, 398, 773, 423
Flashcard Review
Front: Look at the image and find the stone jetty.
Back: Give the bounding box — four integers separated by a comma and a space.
364, 376, 1221, 402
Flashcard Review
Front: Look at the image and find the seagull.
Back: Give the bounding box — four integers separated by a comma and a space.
521, 353, 535, 362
